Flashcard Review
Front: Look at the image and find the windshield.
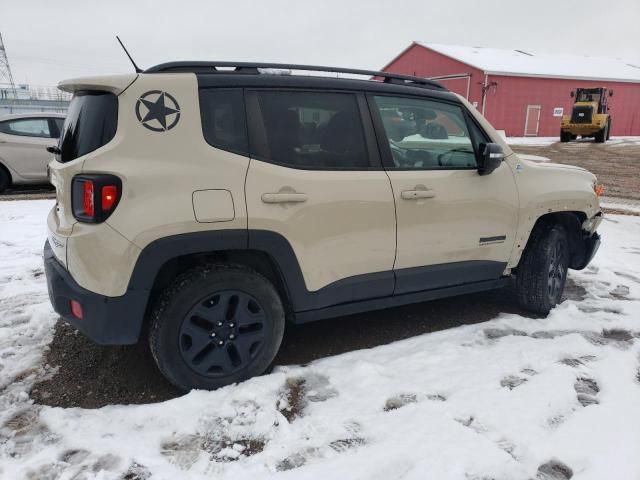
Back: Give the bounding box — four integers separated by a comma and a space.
576, 90, 601, 103
57, 90, 118, 163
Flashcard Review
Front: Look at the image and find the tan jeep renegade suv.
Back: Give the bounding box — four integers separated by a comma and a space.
44, 62, 602, 390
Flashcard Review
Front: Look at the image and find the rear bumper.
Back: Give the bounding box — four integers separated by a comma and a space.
44, 240, 147, 345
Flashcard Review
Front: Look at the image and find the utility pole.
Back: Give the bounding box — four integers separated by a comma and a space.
0, 31, 17, 99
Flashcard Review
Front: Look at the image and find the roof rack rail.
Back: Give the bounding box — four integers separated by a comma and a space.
144, 61, 445, 90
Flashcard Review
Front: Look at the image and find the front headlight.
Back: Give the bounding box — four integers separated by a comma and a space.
593, 179, 604, 197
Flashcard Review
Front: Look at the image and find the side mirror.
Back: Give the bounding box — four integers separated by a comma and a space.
478, 143, 504, 176
46, 146, 61, 155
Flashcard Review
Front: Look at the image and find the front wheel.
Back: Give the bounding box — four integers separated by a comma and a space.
150, 264, 285, 391
516, 225, 569, 314
594, 124, 607, 143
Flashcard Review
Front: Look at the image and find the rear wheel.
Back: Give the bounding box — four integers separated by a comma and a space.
595, 124, 607, 143
516, 224, 569, 314
0, 167, 10, 194
150, 264, 285, 391
606, 119, 612, 140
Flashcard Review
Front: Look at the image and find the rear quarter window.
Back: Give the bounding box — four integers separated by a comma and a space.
58, 91, 118, 163
199, 88, 249, 156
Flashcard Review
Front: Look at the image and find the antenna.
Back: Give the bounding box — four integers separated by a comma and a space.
0, 31, 17, 99
116, 36, 142, 73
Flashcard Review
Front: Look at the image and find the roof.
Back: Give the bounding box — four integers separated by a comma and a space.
416, 42, 640, 83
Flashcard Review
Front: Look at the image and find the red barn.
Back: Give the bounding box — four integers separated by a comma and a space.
382, 42, 640, 137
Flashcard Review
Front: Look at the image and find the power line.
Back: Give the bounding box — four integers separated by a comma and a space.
0, 31, 17, 98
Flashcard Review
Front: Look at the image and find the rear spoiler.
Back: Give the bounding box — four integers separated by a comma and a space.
58, 73, 138, 96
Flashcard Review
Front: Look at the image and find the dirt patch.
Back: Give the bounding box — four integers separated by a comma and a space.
536, 459, 573, 479
602, 207, 640, 216
562, 278, 587, 302
574, 377, 600, 407
30, 322, 182, 408
278, 377, 307, 422
500, 375, 527, 390
384, 393, 418, 411
0, 185, 55, 201
120, 462, 151, 480
511, 140, 640, 201
560, 355, 597, 368
161, 430, 266, 468
602, 328, 634, 342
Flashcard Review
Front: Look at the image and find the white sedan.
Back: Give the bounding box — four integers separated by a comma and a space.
0, 112, 65, 193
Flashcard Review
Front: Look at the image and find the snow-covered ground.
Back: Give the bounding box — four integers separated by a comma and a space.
1, 200, 640, 480
506, 137, 559, 146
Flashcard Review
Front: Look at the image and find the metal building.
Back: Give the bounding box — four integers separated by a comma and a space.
382, 42, 640, 137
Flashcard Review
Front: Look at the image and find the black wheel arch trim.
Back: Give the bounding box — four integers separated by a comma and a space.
45, 229, 509, 345
128, 229, 395, 314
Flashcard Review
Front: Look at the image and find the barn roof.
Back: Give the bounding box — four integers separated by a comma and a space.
416, 42, 640, 83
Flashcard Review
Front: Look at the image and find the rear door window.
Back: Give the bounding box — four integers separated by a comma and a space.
199, 88, 249, 156
247, 90, 369, 169
57, 91, 118, 163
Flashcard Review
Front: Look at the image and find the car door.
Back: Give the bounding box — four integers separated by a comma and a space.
368, 94, 519, 295
244, 89, 396, 312
0, 117, 57, 180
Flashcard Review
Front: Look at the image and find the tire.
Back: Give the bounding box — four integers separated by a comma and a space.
560, 130, 571, 142
0, 167, 10, 194
595, 124, 607, 143
149, 264, 285, 391
606, 119, 612, 140
516, 224, 569, 315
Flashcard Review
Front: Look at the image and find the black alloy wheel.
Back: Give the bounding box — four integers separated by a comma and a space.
150, 264, 285, 391
547, 239, 567, 305
179, 290, 267, 377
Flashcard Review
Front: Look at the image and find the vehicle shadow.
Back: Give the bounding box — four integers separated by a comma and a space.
30, 279, 585, 409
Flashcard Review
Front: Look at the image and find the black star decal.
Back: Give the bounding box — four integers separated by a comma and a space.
139, 93, 179, 130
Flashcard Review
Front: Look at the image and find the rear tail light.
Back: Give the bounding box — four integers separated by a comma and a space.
72, 174, 122, 223
83, 180, 94, 217
101, 185, 118, 211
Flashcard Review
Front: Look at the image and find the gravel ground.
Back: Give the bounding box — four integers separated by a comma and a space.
511, 137, 640, 201
30, 279, 586, 409
0, 184, 55, 201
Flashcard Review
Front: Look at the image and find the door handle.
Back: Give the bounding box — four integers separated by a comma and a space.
401, 189, 436, 200
261, 192, 308, 204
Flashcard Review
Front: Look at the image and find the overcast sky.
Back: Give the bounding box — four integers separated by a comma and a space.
2, 0, 639, 86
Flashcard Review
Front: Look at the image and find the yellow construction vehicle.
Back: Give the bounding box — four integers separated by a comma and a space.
560, 87, 613, 143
